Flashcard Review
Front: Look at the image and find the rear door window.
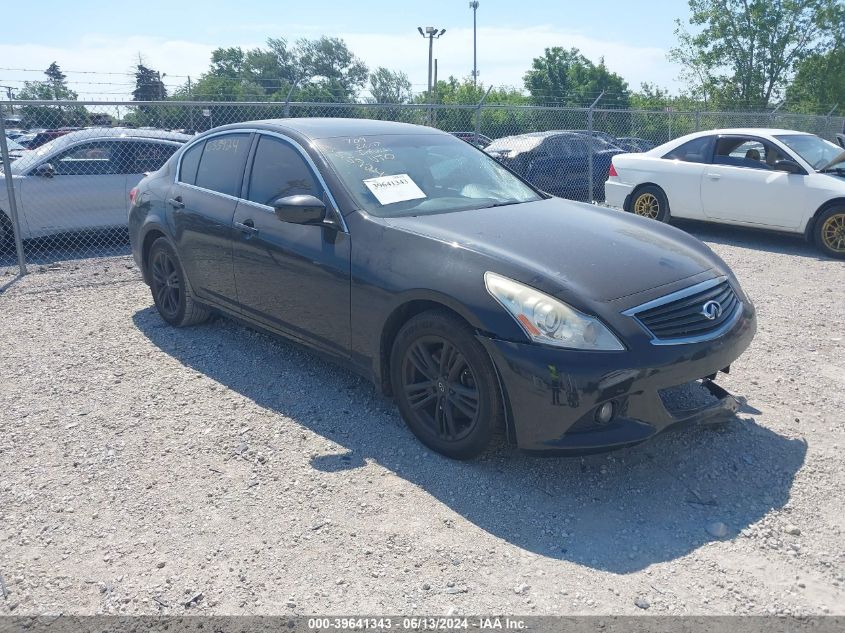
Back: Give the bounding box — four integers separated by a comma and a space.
663, 136, 713, 163
194, 133, 251, 196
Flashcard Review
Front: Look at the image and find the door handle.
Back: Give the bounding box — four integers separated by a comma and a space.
233, 219, 259, 235
167, 196, 184, 209
706, 173, 721, 180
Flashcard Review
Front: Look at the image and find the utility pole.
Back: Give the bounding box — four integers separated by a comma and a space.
417, 26, 446, 102
469, 1, 479, 87
0, 86, 15, 116
433, 59, 438, 126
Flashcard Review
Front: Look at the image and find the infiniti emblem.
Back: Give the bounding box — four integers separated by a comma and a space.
701, 300, 723, 321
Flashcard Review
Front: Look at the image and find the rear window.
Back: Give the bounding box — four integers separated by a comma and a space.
663, 136, 713, 163
194, 133, 251, 197
132, 142, 180, 174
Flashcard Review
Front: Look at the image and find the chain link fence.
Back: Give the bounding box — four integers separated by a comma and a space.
2, 99, 843, 277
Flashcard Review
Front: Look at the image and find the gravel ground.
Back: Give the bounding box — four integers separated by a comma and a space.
0, 222, 843, 617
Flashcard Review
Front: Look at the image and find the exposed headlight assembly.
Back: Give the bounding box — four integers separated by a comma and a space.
484, 272, 624, 351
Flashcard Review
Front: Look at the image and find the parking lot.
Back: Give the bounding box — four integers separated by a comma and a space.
1, 220, 843, 616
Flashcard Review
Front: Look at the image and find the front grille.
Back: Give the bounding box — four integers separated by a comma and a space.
627, 278, 741, 343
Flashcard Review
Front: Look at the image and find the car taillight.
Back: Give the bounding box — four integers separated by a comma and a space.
608, 163, 618, 178
129, 187, 138, 205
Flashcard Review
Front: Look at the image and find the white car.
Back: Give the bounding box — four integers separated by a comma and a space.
1, 127, 189, 252
605, 128, 845, 258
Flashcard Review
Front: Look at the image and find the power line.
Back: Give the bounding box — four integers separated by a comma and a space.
0, 67, 190, 78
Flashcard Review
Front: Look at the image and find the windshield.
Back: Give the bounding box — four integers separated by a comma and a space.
317, 134, 541, 217
775, 134, 843, 170
5, 137, 24, 151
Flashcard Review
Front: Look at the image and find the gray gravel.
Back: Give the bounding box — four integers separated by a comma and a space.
0, 221, 843, 616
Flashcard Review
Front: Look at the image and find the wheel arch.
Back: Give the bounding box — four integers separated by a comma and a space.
378, 296, 477, 397
625, 182, 666, 212
139, 226, 170, 285
804, 197, 845, 241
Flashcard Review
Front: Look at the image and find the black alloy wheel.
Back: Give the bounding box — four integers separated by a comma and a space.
147, 237, 210, 326
151, 248, 181, 320
402, 335, 481, 443
391, 310, 504, 459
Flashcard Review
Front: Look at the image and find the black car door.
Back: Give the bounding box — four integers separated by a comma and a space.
168, 132, 252, 310
232, 133, 351, 357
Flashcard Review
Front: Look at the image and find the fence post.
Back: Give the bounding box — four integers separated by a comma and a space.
770, 100, 785, 126
0, 110, 27, 275
474, 86, 493, 145
587, 92, 604, 204
825, 105, 838, 139
695, 110, 701, 132
283, 83, 297, 118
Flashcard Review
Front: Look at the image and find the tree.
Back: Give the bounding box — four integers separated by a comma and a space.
132, 62, 167, 102
130, 59, 168, 127
44, 62, 66, 91
786, 8, 845, 113
787, 45, 845, 113
406, 76, 530, 134
523, 47, 630, 108
177, 35, 369, 120
368, 67, 412, 104
17, 62, 88, 128
295, 36, 369, 101
669, 0, 841, 109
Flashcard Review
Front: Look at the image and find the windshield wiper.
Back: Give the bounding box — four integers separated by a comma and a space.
486, 200, 525, 208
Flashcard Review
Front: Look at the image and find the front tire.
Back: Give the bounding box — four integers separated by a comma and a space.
147, 237, 210, 326
814, 207, 845, 259
629, 185, 670, 222
390, 310, 504, 460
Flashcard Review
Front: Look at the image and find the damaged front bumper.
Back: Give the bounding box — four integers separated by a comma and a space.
477, 302, 755, 453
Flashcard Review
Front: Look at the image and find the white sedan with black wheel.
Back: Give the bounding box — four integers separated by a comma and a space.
605, 128, 845, 258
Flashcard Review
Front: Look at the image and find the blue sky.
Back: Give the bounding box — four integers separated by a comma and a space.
2, 0, 691, 100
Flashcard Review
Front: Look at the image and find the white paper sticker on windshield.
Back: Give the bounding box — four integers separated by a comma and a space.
363, 174, 426, 205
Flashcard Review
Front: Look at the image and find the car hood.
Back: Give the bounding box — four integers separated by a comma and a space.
383, 198, 718, 303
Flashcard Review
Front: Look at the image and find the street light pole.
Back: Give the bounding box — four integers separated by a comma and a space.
469, 1, 479, 87
417, 26, 446, 101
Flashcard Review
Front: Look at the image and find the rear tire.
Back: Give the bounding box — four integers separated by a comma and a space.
390, 310, 504, 460
814, 207, 845, 259
147, 237, 210, 326
629, 185, 670, 222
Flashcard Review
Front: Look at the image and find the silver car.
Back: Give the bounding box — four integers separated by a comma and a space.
1, 128, 190, 250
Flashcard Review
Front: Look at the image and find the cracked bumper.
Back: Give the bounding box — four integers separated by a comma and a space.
477, 304, 755, 453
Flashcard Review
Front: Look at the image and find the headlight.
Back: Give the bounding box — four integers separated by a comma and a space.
484, 272, 624, 351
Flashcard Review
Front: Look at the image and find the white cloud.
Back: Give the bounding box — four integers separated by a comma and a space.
0, 26, 681, 102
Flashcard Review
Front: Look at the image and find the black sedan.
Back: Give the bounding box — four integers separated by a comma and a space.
129, 118, 756, 459
484, 131, 624, 202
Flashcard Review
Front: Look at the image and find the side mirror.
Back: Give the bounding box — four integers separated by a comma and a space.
836, 133, 845, 150
773, 159, 803, 175
271, 194, 327, 225
34, 163, 55, 178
